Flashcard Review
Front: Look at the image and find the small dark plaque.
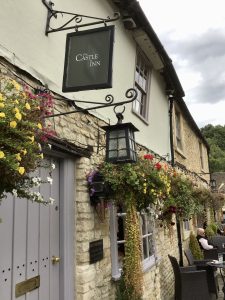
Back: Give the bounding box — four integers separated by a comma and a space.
89, 239, 103, 264
63, 26, 115, 92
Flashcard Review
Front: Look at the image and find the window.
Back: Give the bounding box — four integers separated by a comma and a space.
175, 111, 183, 150
133, 50, 151, 120
110, 205, 156, 279
199, 142, 204, 169
183, 219, 190, 231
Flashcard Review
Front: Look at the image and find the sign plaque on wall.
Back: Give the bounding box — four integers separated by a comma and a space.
89, 239, 103, 264
62, 26, 115, 92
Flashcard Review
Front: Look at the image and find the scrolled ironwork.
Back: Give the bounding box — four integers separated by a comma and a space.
105, 94, 114, 104
42, 0, 120, 35
125, 88, 138, 100
44, 88, 137, 119
112, 88, 137, 119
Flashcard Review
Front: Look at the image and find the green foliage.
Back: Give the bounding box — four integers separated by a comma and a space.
115, 274, 142, 300
100, 157, 171, 212
201, 124, 225, 172
205, 223, 218, 237
166, 174, 204, 218
0, 76, 55, 203
98, 158, 209, 224
123, 201, 143, 299
189, 231, 203, 260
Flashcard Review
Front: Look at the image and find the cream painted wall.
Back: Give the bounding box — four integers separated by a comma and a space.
0, 0, 171, 157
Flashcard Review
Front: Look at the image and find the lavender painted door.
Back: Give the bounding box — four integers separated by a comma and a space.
0, 158, 60, 300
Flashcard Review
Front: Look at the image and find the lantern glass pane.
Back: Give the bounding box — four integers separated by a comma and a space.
118, 138, 126, 150
109, 139, 117, 150
118, 150, 127, 157
108, 150, 117, 158
109, 129, 125, 138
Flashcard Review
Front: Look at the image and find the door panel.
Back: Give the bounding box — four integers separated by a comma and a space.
49, 160, 60, 300
0, 195, 14, 300
0, 158, 60, 300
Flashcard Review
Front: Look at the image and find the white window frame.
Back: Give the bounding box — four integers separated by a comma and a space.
183, 219, 190, 231
110, 205, 156, 280
132, 49, 151, 121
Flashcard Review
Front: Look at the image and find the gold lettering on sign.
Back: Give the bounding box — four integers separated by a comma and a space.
15, 275, 40, 298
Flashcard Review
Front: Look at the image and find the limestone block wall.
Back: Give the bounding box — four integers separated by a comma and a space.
173, 105, 210, 180
0, 63, 180, 299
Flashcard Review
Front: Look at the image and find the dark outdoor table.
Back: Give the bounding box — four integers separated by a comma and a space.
207, 261, 225, 299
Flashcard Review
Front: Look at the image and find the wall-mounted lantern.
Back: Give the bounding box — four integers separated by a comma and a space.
210, 179, 217, 192
102, 110, 139, 164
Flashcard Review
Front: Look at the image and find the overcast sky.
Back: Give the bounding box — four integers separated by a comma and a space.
139, 0, 225, 128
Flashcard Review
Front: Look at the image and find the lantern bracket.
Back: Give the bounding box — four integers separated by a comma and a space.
43, 88, 137, 119
42, 0, 120, 35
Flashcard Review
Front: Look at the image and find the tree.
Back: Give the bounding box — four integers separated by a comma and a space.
201, 124, 225, 172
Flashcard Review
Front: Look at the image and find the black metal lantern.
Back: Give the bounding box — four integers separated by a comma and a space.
102, 112, 139, 163
210, 179, 217, 191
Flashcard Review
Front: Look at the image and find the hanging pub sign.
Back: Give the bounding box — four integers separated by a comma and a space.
62, 25, 115, 92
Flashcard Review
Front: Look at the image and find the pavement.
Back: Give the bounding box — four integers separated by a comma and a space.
213, 272, 224, 300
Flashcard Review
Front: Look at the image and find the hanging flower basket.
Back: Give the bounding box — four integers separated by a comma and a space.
0, 76, 56, 203
87, 170, 112, 206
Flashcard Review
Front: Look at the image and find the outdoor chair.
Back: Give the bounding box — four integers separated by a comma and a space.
209, 236, 225, 252
203, 248, 219, 260
168, 254, 211, 300
184, 249, 219, 298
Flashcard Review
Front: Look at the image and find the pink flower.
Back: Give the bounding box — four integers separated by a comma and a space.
144, 154, 154, 160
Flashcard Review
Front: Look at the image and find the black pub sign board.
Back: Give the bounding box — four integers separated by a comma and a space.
62, 26, 115, 92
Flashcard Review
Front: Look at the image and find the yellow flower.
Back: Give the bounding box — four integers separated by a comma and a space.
0, 103, 4, 108
29, 136, 35, 143
0, 112, 6, 118
39, 153, 44, 159
25, 103, 31, 110
21, 149, 27, 155
0, 151, 5, 159
10, 121, 17, 128
16, 153, 22, 161
37, 123, 42, 129
12, 80, 21, 90
14, 107, 19, 113
15, 112, 22, 121
14, 99, 19, 104
18, 167, 25, 175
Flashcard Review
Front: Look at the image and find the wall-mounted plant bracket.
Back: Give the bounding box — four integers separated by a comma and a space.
42, 0, 120, 35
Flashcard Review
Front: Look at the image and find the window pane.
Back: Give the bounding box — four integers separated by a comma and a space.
148, 235, 154, 256
143, 237, 148, 259
134, 50, 150, 119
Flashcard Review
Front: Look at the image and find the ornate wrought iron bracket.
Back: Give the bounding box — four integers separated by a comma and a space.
42, 0, 120, 35
43, 88, 137, 119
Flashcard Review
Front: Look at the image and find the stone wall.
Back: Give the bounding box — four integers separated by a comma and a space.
0, 63, 180, 300
173, 104, 210, 183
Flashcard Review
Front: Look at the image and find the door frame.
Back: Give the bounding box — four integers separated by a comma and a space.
59, 157, 75, 300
